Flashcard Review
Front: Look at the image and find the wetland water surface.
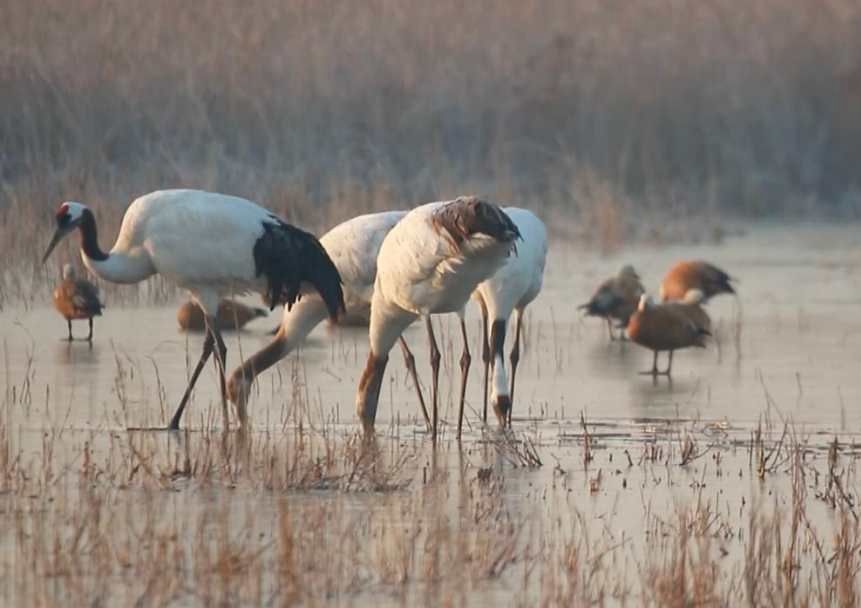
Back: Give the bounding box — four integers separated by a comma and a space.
1, 223, 860, 605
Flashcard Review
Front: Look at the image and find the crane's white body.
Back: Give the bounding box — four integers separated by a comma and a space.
277, 210, 409, 340
80, 189, 281, 313
228, 210, 408, 409
323, 210, 408, 325
472, 208, 548, 408
370, 201, 513, 355
48, 188, 344, 430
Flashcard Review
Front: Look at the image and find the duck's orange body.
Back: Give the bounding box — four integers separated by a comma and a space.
627, 295, 709, 376
660, 260, 734, 302
177, 299, 267, 331
663, 290, 711, 334
53, 264, 103, 341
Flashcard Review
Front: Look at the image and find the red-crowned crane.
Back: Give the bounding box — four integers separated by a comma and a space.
472, 208, 547, 427
52, 263, 104, 342
660, 260, 735, 302
226, 210, 434, 429
355, 197, 521, 440
42, 189, 344, 430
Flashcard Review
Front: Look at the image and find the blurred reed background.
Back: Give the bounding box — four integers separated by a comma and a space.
1, 0, 860, 304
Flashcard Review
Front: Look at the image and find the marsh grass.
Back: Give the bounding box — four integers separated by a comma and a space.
1, 352, 858, 606
3, 0, 861, 306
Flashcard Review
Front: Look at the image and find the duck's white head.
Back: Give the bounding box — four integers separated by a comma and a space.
42, 202, 89, 264
682, 288, 705, 305
62, 263, 76, 280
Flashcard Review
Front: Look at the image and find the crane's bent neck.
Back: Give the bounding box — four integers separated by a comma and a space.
368, 293, 418, 358
78, 208, 154, 284
78, 209, 109, 262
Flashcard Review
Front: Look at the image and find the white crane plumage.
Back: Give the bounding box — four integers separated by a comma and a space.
227, 210, 433, 428
472, 208, 547, 427
42, 189, 344, 430
355, 197, 521, 439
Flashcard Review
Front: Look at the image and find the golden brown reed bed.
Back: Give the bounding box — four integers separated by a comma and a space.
3, 0, 861, 307
1, 355, 859, 606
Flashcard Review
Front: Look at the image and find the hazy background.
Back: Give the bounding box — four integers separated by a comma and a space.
2, 0, 861, 297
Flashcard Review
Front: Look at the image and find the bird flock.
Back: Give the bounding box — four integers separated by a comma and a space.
45, 189, 735, 438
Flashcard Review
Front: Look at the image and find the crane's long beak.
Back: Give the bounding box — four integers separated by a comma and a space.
42, 227, 70, 264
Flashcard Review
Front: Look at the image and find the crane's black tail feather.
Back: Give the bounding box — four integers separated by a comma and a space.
254, 220, 345, 321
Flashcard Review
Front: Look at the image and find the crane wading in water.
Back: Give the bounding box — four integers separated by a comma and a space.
472, 208, 547, 427
355, 197, 521, 440
42, 189, 344, 431
227, 210, 436, 430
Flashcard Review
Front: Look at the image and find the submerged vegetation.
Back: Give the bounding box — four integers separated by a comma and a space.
1, 363, 859, 605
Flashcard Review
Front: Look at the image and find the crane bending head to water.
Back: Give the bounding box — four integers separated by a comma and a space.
355, 197, 521, 439
472, 208, 547, 428
226, 210, 435, 430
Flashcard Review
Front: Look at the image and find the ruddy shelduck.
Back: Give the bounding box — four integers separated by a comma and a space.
177, 299, 267, 332
660, 260, 735, 302
663, 289, 711, 334
53, 263, 104, 341
579, 265, 645, 340
627, 294, 710, 376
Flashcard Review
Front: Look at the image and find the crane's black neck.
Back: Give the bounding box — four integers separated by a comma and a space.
78, 209, 109, 261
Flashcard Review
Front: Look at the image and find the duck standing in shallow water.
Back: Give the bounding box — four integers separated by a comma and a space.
53, 263, 104, 341
627, 294, 710, 376
177, 299, 268, 331
579, 265, 645, 340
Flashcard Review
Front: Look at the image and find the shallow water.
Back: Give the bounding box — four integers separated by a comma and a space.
4, 222, 860, 435
1, 222, 860, 604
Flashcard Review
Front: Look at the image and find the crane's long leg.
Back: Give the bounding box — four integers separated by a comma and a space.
479, 299, 490, 424
457, 316, 471, 440
87, 318, 94, 342
210, 323, 230, 432
67, 320, 73, 342
508, 309, 523, 427
425, 316, 441, 440
168, 331, 215, 430
399, 336, 431, 430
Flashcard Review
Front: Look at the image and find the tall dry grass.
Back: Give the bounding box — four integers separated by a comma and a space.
1, 0, 860, 304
